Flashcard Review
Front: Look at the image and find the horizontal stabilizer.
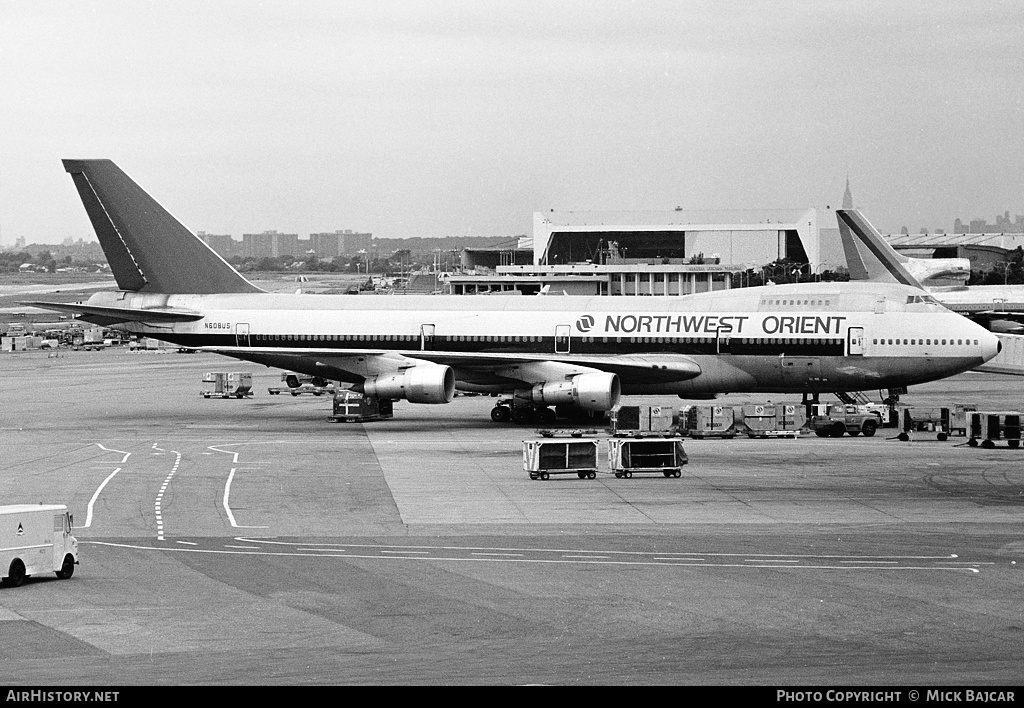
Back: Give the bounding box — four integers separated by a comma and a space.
22, 301, 205, 324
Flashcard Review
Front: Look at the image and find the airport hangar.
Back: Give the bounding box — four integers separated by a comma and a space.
447, 207, 849, 296
888, 231, 1024, 275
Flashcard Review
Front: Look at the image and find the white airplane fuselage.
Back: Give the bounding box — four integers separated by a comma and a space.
91, 280, 1000, 397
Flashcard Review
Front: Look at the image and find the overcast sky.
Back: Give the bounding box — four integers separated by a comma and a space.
1, 0, 1022, 245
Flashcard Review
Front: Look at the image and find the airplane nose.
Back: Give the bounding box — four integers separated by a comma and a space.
981, 331, 1002, 363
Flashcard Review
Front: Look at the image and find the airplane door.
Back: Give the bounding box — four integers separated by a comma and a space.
235, 323, 250, 347
848, 327, 865, 356
554, 324, 571, 354
716, 324, 733, 354
420, 324, 435, 351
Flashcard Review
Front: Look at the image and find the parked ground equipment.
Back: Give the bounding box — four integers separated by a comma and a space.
608, 438, 688, 478
898, 404, 977, 441
679, 405, 736, 439
966, 411, 1022, 449
523, 439, 599, 480
808, 403, 881, 438
201, 372, 253, 399
268, 383, 338, 396
610, 405, 675, 436
329, 390, 394, 422
1, 505, 78, 587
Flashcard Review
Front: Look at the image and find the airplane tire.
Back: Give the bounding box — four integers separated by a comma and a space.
511, 408, 534, 425
490, 406, 511, 423
55, 555, 75, 580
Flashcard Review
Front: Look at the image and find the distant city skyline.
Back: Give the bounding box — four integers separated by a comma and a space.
2, 2, 1022, 247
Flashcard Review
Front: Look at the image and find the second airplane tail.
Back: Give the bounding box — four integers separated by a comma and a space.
63, 159, 262, 294
836, 209, 923, 289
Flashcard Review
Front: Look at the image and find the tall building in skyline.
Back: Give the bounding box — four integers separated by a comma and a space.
842, 176, 854, 210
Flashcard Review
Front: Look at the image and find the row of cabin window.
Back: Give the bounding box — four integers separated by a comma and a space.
873, 338, 979, 346
591, 337, 843, 345
256, 333, 843, 346
760, 299, 832, 307
258, 334, 547, 342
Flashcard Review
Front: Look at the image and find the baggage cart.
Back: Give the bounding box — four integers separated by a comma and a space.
329, 391, 394, 422
608, 438, 688, 478
681, 405, 736, 439
201, 372, 253, 398
966, 411, 1022, 449
610, 405, 676, 436
523, 439, 599, 480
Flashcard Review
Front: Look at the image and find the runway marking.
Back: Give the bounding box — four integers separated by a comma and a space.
472, 552, 524, 557
83, 540, 985, 573
152, 445, 181, 541
563, 554, 611, 559
222, 468, 269, 529
236, 538, 965, 561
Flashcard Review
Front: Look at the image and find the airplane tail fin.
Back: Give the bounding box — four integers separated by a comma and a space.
836, 209, 923, 289
62, 159, 262, 294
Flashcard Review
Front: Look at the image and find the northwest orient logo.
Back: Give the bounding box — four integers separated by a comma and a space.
575, 315, 595, 333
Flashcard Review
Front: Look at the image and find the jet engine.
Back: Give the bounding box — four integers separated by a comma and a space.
360, 365, 455, 404
529, 372, 620, 411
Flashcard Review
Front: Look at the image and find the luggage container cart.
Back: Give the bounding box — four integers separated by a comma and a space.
523, 439, 599, 480
201, 372, 253, 399
898, 407, 965, 441
329, 391, 394, 422
966, 411, 1022, 449
610, 405, 676, 436
681, 405, 736, 439
608, 438, 688, 478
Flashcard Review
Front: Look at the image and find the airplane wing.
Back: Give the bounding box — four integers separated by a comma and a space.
21, 301, 205, 327
200, 345, 702, 386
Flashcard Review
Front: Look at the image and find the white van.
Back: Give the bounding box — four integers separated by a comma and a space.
0, 505, 78, 587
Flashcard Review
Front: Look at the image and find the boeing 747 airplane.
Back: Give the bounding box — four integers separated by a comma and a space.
27, 160, 1000, 423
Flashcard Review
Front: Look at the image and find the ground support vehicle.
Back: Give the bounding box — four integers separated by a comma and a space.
898, 408, 949, 441
1, 505, 78, 587
897, 405, 977, 441
808, 404, 881, 438
610, 405, 675, 436
966, 411, 1022, 449
741, 403, 804, 439
329, 391, 394, 422
268, 384, 338, 396
608, 438, 688, 478
896, 405, 984, 442
680, 405, 737, 439
523, 439, 599, 480
201, 372, 253, 398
